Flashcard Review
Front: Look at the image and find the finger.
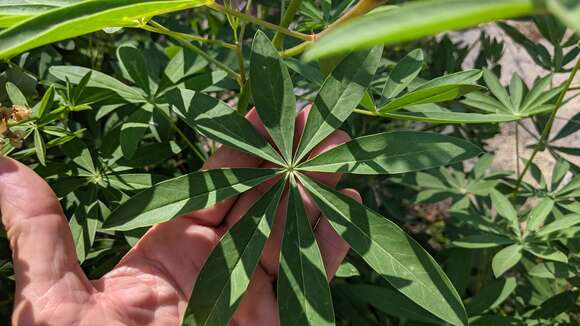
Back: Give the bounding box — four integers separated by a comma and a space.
0, 157, 90, 300
315, 188, 361, 280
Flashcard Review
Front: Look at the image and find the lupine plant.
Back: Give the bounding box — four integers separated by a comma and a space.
0, 0, 579, 325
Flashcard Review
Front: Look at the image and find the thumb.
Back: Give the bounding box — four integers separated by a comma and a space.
0, 156, 89, 301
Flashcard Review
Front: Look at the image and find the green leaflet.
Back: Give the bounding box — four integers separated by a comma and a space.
120, 104, 153, 158
466, 277, 517, 316
165, 88, 285, 165
379, 84, 484, 112
378, 108, 518, 124
525, 244, 568, 263
452, 234, 515, 249
0, 0, 212, 59
411, 70, 483, 90
533, 214, 580, 239
278, 179, 335, 326
182, 179, 285, 326
117, 45, 154, 96
299, 176, 467, 326
295, 46, 382, 162
491, 244, 522, 277
298, 131, 481, 174
250, 30, 296, 162
381, 49, 424, 101
490, 190, 521, 236
33, 128, 46, 166
525, 198, 555, 235
343, 284, 444, 324
49, 66, 145, 102
0, 1, 85, 27
103, 168, 279, 231
304, 0, 538, 60
529, 262, 575, 279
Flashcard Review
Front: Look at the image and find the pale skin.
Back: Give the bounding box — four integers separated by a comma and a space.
0, 107, 360, 325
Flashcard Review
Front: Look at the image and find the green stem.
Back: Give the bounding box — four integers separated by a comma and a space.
207, 3, 312, 41
273, 0, 303, 49
281, 40, 312, 58
155, 106, 207, 162
513, 57, 580, 194
140, 24, 236, 49
145, 21, 241, 84
353, 108, 379, 116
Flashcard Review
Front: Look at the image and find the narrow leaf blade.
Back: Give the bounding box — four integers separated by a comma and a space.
103, 168, 279, 231
295, 46, 382, 162
183, 179, 285, 326
277, 180, 335, 326
300, 176, 468, 326
250, 30, 296, 161
166, 88, 285, 165
299, 131, 481, 174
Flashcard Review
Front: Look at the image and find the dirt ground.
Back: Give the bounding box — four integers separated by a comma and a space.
452, 23, 580, 185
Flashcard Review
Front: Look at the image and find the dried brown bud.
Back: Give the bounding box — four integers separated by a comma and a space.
0, 119, 7, 135
11, 105, 31, 121
8, 130, 25, 149
0, 105, 12, 120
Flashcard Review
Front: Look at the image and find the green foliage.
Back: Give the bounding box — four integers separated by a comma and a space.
0, 0, 579, 325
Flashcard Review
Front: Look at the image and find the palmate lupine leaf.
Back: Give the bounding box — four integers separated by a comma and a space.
298, 131, 481, 174
183, 179, 285, 326
277, 179, 334, 326
102, 168, 279, 231
294, 46, 383, 162
166, 88, 285, 165
299, 175, 468, 326
250, 30, 296, 162
0, 0, 212, 59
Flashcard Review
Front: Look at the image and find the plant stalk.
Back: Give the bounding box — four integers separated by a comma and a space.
207, 3, 312, 41
141, 24, 236, 49
513, 57, 580, 194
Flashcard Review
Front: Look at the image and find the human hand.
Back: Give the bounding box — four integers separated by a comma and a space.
0, 107, 360, 326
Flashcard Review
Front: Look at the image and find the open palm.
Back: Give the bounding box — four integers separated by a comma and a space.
1, 108, 358, 326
